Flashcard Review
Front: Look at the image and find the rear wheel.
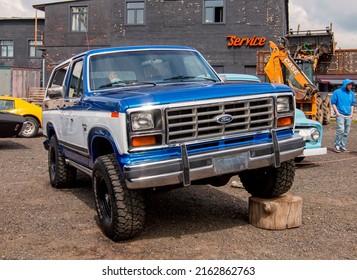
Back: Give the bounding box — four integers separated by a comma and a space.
48, 135, 77, 188
316, 96, 324, 124
238, 160, 295, 198
93, 154, 145, 241
21, 116, 39, 138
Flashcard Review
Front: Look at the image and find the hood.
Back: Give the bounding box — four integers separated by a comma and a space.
341, 79, 354, 91
91, 82, 292, 111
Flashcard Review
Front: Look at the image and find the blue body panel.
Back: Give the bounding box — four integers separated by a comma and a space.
84, 82, 292, 112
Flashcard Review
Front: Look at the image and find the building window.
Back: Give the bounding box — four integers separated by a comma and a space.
126, 1, 145, 25
29, 40, 43, 58
204, 0, 225, 23
1, 40, 14, 57
71, 6, 88, 32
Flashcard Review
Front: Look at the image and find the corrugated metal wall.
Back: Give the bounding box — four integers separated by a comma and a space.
0, 69, 11, 95
12, 68, 41, 98
0, 68, 41, 97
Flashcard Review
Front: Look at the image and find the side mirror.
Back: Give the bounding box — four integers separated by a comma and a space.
47, 86, 65, 99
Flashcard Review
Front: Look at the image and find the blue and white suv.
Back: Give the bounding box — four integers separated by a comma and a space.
43, 47, 304, 241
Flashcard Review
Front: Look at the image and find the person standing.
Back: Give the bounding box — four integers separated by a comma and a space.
331, 79, 355, 152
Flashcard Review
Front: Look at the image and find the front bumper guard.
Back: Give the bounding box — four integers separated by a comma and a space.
124, 131, 304, 190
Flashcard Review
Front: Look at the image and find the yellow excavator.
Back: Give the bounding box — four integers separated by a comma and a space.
261, 25, 335, 124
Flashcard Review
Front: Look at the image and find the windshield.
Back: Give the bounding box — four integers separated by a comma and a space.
88, 49, 219, 91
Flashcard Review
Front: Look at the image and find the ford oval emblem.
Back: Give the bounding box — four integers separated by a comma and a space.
216, 114, 233, 124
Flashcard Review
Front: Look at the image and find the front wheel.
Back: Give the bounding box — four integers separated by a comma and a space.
238, 160, 295, 198
93, 154, 145, 241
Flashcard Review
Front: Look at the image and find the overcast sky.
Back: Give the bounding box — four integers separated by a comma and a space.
0, 0, 355, 49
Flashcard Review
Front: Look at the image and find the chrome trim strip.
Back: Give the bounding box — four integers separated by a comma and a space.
65, 159, 92, 177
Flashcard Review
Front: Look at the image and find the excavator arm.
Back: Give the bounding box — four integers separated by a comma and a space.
264, 41, 318, 100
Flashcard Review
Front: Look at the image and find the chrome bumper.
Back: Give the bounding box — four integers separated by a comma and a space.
299, 147, 327, 157
124, 133, 304, 190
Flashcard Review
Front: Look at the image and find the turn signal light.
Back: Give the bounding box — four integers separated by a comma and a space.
132, 136, 157, 147
277, 117, 292, 127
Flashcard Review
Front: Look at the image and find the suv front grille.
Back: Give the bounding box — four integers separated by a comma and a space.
166, 97, 274, 143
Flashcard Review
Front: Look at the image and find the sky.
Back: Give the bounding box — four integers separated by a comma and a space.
0, 0, 356, 49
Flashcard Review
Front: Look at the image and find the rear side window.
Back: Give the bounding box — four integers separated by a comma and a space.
49, 64, 69, 88
0, 99, 15, 110
47, 64, 69, 99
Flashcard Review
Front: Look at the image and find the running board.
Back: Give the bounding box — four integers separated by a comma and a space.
65, 159, 92, 177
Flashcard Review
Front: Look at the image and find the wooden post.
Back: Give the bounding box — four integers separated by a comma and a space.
248, 195, 302, 230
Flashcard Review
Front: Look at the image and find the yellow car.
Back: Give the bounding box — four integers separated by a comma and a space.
0, 96, 42, 137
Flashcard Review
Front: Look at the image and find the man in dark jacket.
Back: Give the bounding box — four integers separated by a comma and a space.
331, 79, 355, 152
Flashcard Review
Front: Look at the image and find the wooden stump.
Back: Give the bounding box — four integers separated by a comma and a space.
248, 195, 302, 230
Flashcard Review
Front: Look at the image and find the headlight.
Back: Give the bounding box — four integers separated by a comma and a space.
277, 97, 291, 113
297, 128, 320, 142
131, 112, 154, 131
310, 128, 320, 142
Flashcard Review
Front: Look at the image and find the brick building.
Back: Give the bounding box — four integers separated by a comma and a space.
0, 18, 44, 95
34, 0, 289, 83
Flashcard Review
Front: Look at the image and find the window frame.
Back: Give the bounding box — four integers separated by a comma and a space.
125, 0, 146, 25
0, 40, 14, 58
70, 5, 89, 32
28, 40, 43, 58
203, 0, 226, 24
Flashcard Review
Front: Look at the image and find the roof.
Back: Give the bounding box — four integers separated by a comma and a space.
0, 17, 44, 21
33, 0, 79, 12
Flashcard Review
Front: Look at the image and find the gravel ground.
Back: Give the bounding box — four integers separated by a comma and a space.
0, 123, 356, 260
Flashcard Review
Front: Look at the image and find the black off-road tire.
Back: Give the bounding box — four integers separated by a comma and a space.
294, 156, 305, 163
93, 154, 145, 241
48, 135, 77, 188
238, 160, 295, 198
21, 116, 39, 138
322, 96, 331, 125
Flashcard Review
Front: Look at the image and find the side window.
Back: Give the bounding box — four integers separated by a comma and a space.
50, 67, 68, 87
0, 99, 15, 110
47, 64, 69, 99
68, 60, 84, 98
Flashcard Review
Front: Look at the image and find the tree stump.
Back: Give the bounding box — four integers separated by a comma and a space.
248, 195, 302, 230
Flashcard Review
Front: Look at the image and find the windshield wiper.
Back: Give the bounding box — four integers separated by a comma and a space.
164, 75, 197, 81
98, 81, 127, 89
164, 75, 217, 82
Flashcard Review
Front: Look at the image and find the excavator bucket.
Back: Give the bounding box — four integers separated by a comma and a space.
287, 80, 318, 101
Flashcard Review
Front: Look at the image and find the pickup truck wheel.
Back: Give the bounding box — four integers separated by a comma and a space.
48, 136, 77, 188
21, 116, 39, 138
238, 160, 295, 198
93, 154, 145, 241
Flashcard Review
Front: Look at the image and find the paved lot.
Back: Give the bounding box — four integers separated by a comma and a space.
0, 123, 356, 260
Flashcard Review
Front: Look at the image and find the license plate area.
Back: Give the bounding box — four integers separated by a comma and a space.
213, 152, 249, 174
